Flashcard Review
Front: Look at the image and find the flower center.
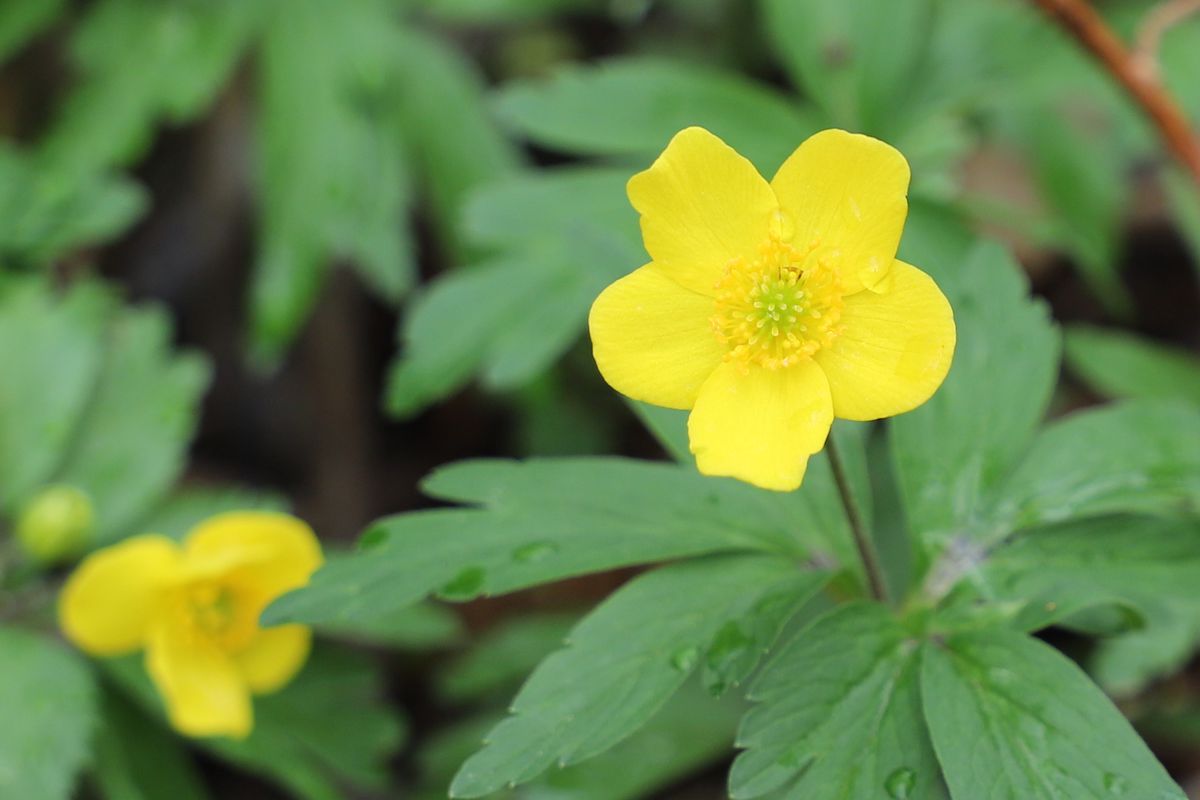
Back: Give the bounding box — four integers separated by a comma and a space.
173, 582, 257, 650
711, 238, 845, 370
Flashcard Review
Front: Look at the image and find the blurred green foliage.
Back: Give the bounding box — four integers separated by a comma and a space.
3, 0, 1200, 798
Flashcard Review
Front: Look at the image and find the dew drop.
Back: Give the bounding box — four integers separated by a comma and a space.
440, 566, 486, 599
670, 645, 700, 672
512, 541, 558, 563
1102, 773, 1127, 795
884, 767, 917, 799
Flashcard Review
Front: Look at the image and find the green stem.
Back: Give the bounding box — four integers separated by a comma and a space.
826, 436, 889, 604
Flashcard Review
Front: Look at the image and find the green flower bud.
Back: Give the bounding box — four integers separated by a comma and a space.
15, 485, 94, 564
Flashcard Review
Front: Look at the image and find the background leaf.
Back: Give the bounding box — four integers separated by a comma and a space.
1064, 325, 1200, 404
0, 627, 97, 800
922, 627, 1185, 799
91, 688, 209, 800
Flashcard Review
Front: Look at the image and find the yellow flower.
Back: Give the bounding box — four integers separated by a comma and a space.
589, 127, 956, 491
59, 512, 323, 739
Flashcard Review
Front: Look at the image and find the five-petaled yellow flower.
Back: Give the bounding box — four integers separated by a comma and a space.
588, 127, 956, 491
60, 512, 323, 739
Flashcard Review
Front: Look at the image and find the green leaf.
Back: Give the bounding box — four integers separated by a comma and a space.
40, 0, 260, 175
495, 57, 823, 172
391, 25, 521, 247
1064, 325, 1200, 404
265, 457, 845, 627
627, 401, 691, 464
730, 603, 946, 800
315, 600, 464, 649
1017, 104, 1127, 311
921, 627, 1184, 799
0, 278, 113, 511
1091, 610, 1200, 697
0, 0, 65, 63
450, 555, 826, 797
91, 688, 209, 800
55, 306, 210, 544
1162, 168, 1200, 279
251, 0, 417, 358
0, 146, 146, 268
0, 626, 97, 800
890, 242, 1060, 547
388, 167, 638, 416
135, 486, 289, 541
759, 0, 935, 137
438, 613, 578, 704
991, 400, 1200, 531
106, 646, 405, 800
978, 515, 1200, 632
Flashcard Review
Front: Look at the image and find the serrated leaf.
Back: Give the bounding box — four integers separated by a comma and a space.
251, 0, 417, 358
922, 627, 1184, 799
978, 515, 1200, 632
389, 167, 638, 415
0, 626, 97, 800
0, 0, 65, 63
730, 603, 946, 800
890, 241, 1060, 547
450, 555, 825, 797
91, 688, 209, 800
106, 645, 405, 800
759, 0, 935, 137
55, 306, 210, 544
265, 457, 846, 628
1064, 325, 1200, 404
40, 0, 260, 175
438, 613, 578, 704
495, 57, 823, 171
0, 277, 113, 511
990, 400, 1200, 530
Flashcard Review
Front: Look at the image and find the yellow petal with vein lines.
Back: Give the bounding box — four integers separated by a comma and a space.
816, 261, 955, 421
589, 264, 724, 409
771, 129, 909, 294
688, 360, 833, 491
628, 127, 778, 296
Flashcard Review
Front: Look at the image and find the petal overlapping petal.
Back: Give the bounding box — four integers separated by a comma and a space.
688, 360, 834, 491
146, 621, 253, 739
59, 535, 183, 656
771, 129, 910, 293
816, 261, 955, 420
184, 512, 323, 608
589, 264, 725, 409
627, 127, 778, 296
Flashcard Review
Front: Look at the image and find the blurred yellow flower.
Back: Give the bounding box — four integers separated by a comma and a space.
589, 127, 956, 491
60, 512, 323, 739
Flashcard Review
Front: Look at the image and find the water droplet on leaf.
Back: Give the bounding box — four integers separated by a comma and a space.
885, 767, 917, 799
512, 541, 558, 562
670, 645, 700, 672
1103, 773, 1127, 795
440, 567, 486, 599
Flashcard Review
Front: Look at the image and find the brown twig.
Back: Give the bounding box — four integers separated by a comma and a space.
1134, 0, 1200, 80
1031, 0, 1200, 186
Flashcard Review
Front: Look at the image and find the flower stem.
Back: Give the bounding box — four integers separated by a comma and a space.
826, 436, 889, 604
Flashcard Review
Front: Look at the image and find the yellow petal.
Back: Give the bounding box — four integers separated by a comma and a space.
771, 129, 910, 293
183, 512, 323, 609
589, 264, 725, 409
146, 620, 253, 739
59, 535, 183, 656
688, 360, 833, 491
236, 625, 311, 694
627, 127, 779, 296
815, 261, 955, 421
